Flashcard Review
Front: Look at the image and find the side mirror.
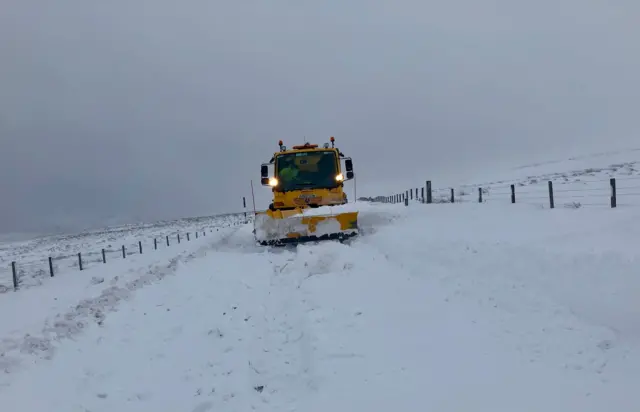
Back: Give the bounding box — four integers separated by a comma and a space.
346, 171, 354, 180
261, 165, 268, 178
345, 159, 353, 171
261, 177, 269, 185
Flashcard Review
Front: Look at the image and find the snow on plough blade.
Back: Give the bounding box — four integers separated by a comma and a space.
254, 207, 358, 246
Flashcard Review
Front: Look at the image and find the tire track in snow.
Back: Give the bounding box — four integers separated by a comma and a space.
240, 242, 321, 409
0, 226, 283, 411
0, 213, 443, 409
0, 226, 243, 384
218, 232, 356, 409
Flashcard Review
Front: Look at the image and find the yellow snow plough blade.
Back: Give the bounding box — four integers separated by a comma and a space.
254, 208, 358, 246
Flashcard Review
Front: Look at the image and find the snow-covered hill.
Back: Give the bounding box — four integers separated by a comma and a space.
466, 148, 640, 208
390, 148, 640, 209
0, 186, 638, 410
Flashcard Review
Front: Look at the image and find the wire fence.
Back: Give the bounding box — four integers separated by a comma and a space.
0, 212, 251, 294
366, 174, 640, 210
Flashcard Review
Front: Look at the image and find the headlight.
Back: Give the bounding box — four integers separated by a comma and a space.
335, 173, 344, 181
268, 177, 278, 186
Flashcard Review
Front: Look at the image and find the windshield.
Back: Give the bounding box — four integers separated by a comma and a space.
276, 150, 339, 191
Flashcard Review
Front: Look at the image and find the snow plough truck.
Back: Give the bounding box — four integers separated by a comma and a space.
254, 137, 358, 246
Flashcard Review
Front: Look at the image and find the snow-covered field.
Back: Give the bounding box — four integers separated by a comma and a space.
0, 213, 248, 292
0, 193, 638, 410
412, 148, 640, 208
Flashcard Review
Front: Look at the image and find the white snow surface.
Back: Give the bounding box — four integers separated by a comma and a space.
0, 213, 246, 291
381, 148, 640, 209
456, 148, 640, 208
1, 200, 639, 411
292, 203, 361, 216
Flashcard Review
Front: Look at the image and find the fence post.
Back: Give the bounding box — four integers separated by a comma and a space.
548, 181, 554, 209
426, 181, 432, 204
49, 257, 54, 277
11, 261, 18, 290
450, 188, 454, 203
102, 248, 106, 263
154, 238, 157, 250
478, 187, 483, 203
196, 231, 198, 239
187, 232, 190, 241
78, 253, 83, 270
166, 235, 169, 246
404, 196, 408, 206
410, 189, 413, 200
177, 233, 181, 243
243, 196, 247, 221
511, 184, 515, 203
421, 187, 425, 203
610, 178, 617, 208
139, 241, 142, 254
122, 245, 126, 258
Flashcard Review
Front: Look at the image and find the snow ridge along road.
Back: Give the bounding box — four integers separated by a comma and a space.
1, 201, 639, 411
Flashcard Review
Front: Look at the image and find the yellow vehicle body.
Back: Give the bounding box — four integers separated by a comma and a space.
254, 137, 358, 246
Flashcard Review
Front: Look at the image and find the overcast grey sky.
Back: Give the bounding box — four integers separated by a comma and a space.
1, 0, 638, 234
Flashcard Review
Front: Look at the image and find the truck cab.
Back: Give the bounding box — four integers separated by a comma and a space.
260, 138, 354, 210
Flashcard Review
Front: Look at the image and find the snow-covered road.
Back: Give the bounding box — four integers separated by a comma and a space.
1, 202, 639, 411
